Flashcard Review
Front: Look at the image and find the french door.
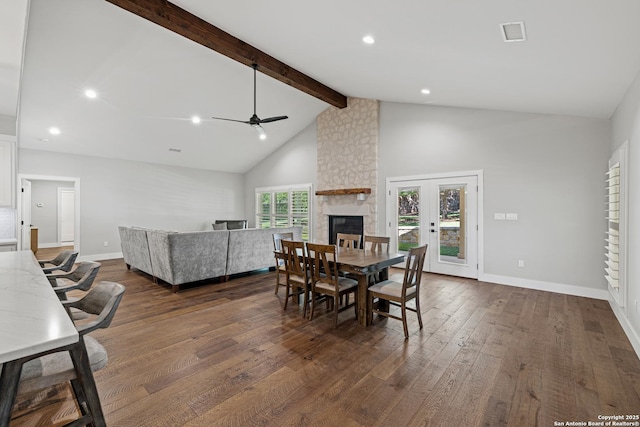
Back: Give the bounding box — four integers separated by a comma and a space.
388, 174, 478, 278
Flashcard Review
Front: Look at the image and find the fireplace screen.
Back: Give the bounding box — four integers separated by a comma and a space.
328, 215, 363, 248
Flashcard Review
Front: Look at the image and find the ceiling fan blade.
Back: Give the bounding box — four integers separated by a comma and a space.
258, 115, 288, 123
211, 116, 250, 124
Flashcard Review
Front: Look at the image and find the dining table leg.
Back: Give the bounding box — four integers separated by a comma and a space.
357, 273, 370, 326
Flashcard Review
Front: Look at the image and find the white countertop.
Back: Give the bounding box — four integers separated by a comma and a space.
0, 250, 78, 363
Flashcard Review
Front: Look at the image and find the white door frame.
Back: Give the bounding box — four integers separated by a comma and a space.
17, 174, 80, 253
386, 170, 484, 278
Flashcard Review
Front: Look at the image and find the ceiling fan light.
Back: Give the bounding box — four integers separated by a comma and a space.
254, 124, 266, 140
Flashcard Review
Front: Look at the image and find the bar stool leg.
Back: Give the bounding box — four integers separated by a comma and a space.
0, 360, 23, 427
69, 340, 106, 427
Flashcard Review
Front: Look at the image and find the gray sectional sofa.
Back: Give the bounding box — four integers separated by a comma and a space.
118, 225, 302, 292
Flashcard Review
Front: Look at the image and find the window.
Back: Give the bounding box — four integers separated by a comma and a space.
256, 184, 312, 241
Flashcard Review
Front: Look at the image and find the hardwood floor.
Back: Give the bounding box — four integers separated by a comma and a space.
11, 254, 640, 426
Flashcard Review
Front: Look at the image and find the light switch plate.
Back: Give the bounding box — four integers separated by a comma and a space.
506, 213, 518, 221
494, 213, 506, 220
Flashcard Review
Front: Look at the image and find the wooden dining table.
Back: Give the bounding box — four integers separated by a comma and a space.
334, 247, 405, 326
0, 251, 106, 427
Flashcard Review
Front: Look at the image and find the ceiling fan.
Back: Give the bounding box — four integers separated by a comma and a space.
211, 63, 288, 140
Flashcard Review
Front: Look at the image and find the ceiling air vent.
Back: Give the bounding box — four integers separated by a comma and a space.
500, 21, 526, 42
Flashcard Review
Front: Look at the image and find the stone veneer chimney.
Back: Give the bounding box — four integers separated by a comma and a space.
315, 98, 379, 243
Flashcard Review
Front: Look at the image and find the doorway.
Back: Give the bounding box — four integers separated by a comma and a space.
17, 174, 80, 252
387, 172, 481, 279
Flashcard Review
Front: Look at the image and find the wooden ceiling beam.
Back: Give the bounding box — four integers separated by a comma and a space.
104, 0, 348, 109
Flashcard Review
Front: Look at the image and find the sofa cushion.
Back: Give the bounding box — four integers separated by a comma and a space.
147, 229, 230, 285
225, 227, 302, 276
118, 226, 153, 275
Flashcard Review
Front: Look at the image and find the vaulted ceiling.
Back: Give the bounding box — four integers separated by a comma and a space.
4, 0, 640, 173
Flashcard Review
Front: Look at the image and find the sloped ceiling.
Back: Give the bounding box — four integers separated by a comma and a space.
10, 0, 640, 173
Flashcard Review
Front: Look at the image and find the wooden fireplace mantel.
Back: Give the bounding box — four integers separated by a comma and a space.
315, 188, 371, 196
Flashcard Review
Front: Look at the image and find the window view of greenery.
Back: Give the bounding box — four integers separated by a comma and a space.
439, 187, 461, 257
256, 188, 310, 241
397, 187, 462, 256
398, 188, 420, 252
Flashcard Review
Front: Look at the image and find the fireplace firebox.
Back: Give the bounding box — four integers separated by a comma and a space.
328, 215, 364, 248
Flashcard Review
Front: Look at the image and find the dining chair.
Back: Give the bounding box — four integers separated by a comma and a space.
364, 235, 391, 283
306, 242, 358, 328
5, 281, 125, 424
38, 249, 78, 274
336, 233, 361, 249
364, 235, 390, 253
367, 244, 427, 339
281, 239, 312, 318
272, 232, 294, 295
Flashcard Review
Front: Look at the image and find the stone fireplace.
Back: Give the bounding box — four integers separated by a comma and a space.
315, 98, 379, 243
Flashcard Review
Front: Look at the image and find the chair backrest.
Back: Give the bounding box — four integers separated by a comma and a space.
64, 281, 126, 335
273, 232, 294, 267
401, 245, 428, 294
336, 233, 361, 249
273, 232, 294, 253
42, 250, 78, 273
364, 235, 390, 253
306, 242, 340, 288
282, 240, 309, 283
66, 261, 101, 289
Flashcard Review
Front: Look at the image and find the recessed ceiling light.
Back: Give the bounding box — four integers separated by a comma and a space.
191, 116, 201, 124
421, 88, 431, 95
84, 89, 97, 99
49, 127, 61, 135
362, 35, 375, 45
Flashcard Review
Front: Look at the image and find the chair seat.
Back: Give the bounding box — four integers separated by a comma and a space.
369, 279, 417, 299
315, 276, 358, 293
14, 336, 107, 394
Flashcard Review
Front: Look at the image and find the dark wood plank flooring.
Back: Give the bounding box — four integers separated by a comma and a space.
10, 251, 640, 426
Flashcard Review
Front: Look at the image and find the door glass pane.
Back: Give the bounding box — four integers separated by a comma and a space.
439, 184, 466, 264
398, 187, 420, 252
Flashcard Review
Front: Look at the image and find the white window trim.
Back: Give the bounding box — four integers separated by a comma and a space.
255, 183, 313, 241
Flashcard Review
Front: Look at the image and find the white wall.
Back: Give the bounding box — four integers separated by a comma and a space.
611, 69, 640, 352
20, 149, 245, 258
378, 102, 611, 293
30, 179, 75, 245
244, 122, 318, 229
0, 116, 16, 135
245, 101, 611, 297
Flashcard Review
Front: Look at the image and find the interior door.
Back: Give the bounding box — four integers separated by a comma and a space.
58, 188, 75, 244
389, 175, 478, 279
20, 179, 32, 250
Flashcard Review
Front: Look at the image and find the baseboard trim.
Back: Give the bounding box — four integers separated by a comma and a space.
39, 242, 62, 249
479, 273, 609, 300
609, 300, 640, 358
77, 252, 123, 262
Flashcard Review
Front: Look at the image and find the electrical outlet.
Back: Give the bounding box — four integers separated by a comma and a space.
518, 260, 524, 268
103, 241, 108, 247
